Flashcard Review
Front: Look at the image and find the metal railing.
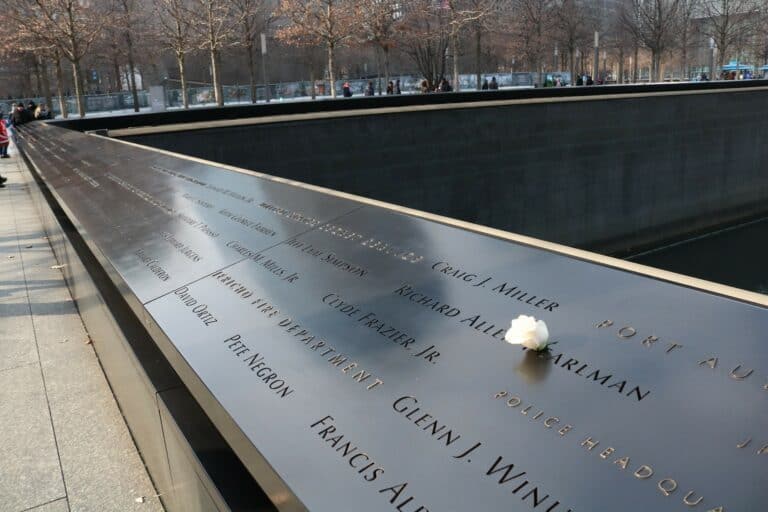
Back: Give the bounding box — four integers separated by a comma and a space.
1, 92, 150, 118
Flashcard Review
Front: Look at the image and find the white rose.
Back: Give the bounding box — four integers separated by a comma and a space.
504, 315, 550, 351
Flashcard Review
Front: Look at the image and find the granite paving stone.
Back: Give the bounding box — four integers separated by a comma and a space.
0, 147, 164, 512
0, 364, 66, 511
22, 497, 69, 512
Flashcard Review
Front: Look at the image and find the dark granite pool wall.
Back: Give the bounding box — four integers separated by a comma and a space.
116, 85, 768, 254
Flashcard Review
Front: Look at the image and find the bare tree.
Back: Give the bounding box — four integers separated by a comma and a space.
194, 0, 239, 106
0, 0, 106, 116
275, 0, 359, 98
112, 0, 145, 111
230, 0, 271, 103
398, 0, 451, 89
454, 0, 506, 90
152, 0, 196, 107
553, 0, 591, 83
511, 0, 555, 86
675, 0, 699, 79
701, 0, 761, 73
619, 0, 681, 81
0, 16, 62, 112
359, 0, 402, 93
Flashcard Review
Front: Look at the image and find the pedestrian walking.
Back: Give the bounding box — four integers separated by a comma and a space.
395, 79, 401, 94
364, 81, 374, 96
342, 81, 353, 98
386, 81, 394, 95
481, 78, 489, 90
489, 77, 499, 90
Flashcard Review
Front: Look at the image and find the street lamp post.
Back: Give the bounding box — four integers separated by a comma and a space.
593, 31, 599, 82
602, 50, 607, 83
261, 33, 270, 103
576, 49, 581, 82
554, 44, 559, 71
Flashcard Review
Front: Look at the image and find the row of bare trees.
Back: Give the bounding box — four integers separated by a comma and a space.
0, 0, 271, 115
276, 0, 768, 90
2, 0, 767, 116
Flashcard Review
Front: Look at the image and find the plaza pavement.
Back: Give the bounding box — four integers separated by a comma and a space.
0, 145, 164, 512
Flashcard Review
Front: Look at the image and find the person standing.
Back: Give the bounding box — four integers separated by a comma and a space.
11, 104, 26, 126
0, 114, 9, 187
364, 81, 374, 96
489, 77, 499, 90
395, 79, 401, 94
0, 117, 9, 158
481, 78, 489, 90
386, 81, 394, 95
35, 104, 52, 120
342, 81, 353, 98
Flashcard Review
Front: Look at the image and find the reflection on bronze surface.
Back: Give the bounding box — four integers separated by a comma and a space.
515, 350, 553, 384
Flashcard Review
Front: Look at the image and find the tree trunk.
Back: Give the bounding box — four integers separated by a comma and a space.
22, 59, 33, 96
652, 51, 660, 82
475, 26, 482, 90
375, 47, 382, 95
211, 48, 224, 107
617, 47, 624, 84
569, 49, 575, 85
383, 46, 390, 90
177, 53, 189, 108
112, 55, 122, 91
40, 58, 52, 111
246, 40, 256, 103
717, 49, 725, 75
55, 51, 68, 119
71, 60, 86, 117
33, 57, 42, 97
126, 32, 140, 112
310, 68, 316, 100
633, 45, 639, 82
452, 32, 460, 92
327, 43, 337, 99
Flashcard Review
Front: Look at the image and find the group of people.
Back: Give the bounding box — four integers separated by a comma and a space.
0, 101, 52, 188
342, 79, 403, 98
481, 77, 500, 90
575, 75, 595, 86
341, 76, 507, 96
420, 78, 453, 93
